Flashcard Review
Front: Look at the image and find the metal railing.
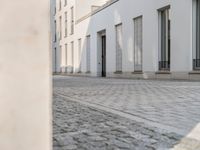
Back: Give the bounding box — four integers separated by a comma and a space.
159, 61, 170, 71
193, 59, 200, 70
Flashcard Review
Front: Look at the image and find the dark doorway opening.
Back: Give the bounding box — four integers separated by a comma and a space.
101, 35, 106, 77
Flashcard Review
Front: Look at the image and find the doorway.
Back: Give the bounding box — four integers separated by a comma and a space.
159, 7, 171, 71
97, 30, 106, 77
101, 35, 106, 77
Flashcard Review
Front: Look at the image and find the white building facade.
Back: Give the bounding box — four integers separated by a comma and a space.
52, 0, 200, 80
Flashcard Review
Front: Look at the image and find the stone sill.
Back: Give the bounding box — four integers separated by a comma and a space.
155, 71, 171, 74
114, 71, 123, 74
132, 71, 143, 74
189, 71, 200, 75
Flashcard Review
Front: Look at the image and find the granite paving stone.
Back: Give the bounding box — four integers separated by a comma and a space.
53, 76, 200, 150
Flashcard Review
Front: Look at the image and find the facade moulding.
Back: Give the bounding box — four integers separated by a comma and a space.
76, 0, 119, 24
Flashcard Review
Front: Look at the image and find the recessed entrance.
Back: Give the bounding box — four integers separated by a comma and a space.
158, 6, 171, 71
97, 30, 106, 77
101, 35, 106, 77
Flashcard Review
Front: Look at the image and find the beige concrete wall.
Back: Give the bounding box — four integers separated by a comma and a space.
0, 0, 52, 150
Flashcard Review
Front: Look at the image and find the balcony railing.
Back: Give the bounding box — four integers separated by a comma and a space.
159, 61, 170, 71
193, 59, 200, 70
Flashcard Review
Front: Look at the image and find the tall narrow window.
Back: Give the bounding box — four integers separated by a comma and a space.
134, 16, 143, 72
159, 7, 171, 71
64, 0, 67, 6
71, 7, 74, 35
115, 24, 123, 72
193, 0, 200, 70
65, 12, 67, 37
65, 44, 68, 66
54, 20, 57, 42
59, 16, 62, 40
86, 35, 91, 73
71, 41, 74, 73
78, 39, 82, 72
59, 0, 61, 10
54, 48, 57, 72
60, 45, 63, 66
54, 6, 56, 15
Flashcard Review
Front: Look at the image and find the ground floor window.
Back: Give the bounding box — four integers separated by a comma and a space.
78, 39, 82, 72
60, 45, 63, 66
54, 48, 57, 72
159, 6, 171, 71
134, 16, 143, 72
115, 24, 123, 72
86, 35, 91, 73
193, 0, 200, 70
71, 41, 74, 73
65, 44, 67, 66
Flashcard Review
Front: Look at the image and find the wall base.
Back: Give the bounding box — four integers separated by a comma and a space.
56, 71, 200, 81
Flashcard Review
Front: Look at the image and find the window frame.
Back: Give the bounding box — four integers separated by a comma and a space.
70, 7, 74, 35
86, 35, 91, 73
158, 6, 171, 71
64, 0, 67, 6
64, 11, 68, 37
133, 16, 143, 72
193, 0, 200, 70
115, 23, 123, 73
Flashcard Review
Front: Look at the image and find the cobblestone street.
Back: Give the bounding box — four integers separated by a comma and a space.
53, 76, 200, 150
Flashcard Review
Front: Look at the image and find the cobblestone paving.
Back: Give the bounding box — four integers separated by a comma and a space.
54, 76, 200, 133
53, 94, 182, 150
53, 76, 200, 150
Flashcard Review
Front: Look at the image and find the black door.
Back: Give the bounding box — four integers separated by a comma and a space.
102, 35, 106, 77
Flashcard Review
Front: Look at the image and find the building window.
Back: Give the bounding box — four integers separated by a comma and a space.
65, 44, 68, 66
86, 35, 91, 73
134, 16, 143, 72
64, 0, 67, 6
54, 6, 56, 15
59, 16, 62, 40
65, 12, 67, 37
71, 7, 74, 35
193, 0, 200, 70
115, 24, 123, 72
54, 48, 57, 72
158, 6, 171, 71
78, 39, 82, 72
54, 20, 57, 42
59, 0, 61, 10
71, 41, 74, 73
60, 45, 63, 67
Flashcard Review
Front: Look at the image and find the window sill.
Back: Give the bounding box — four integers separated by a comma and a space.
189, 71, 200, 75
114, 71, 123, 74
132, 71, 143, 74
155, 71, 171, 74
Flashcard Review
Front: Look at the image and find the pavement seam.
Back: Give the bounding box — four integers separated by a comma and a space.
54, 92, 187, 137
